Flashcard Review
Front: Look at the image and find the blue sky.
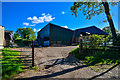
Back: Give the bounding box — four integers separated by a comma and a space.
2, 2, 119, 36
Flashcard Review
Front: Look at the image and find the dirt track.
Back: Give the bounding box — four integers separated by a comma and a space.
11, 46, 118, 79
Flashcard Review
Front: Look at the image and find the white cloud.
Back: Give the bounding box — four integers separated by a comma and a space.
23, 22, 29, 26
32, 20, 42, 24
27, 13, 55, 24
53, 17, 55, 19
37, 29, 41, 32
62, 11, 65, 14
30, 24, 36, 26
38, 17, 44, 23
27, 17, 32, 20
63, 25, 68, 28
33, 16, 38, 20
33, 28, 36, 32
44, 14, 55, 22
42, 13, 45, 15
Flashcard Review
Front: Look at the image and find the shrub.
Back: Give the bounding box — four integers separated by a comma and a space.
83, 34, 105, 49
14, 39, 32, 47
116, 33, 120, 46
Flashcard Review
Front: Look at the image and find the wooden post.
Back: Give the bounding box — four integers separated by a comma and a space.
32, 40, 34, 67
79, 34, 83, 53
104, 35, 106, 50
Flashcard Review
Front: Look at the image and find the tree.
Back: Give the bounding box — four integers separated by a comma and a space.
71, 2, 118, 45
15, 28, 36, 40
102, 26, 118, 44
102, 26, 111, 34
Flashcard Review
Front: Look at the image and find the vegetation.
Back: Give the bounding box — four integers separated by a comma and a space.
2, 48, 23, 79
102, 26, 120, 46
83, 34, 105, 49
14, 38, 32, 47
14, 28, 36, 40
70, 47, 120, 66
116, 33, 120, 46
71, 34, 120, 66
14, 28, 36, 46
71, 2, 118, 45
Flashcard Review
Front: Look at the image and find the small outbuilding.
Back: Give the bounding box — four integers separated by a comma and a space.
4, 30, 14, 47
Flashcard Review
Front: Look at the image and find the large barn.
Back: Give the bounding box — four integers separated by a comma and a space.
37, 23, 108, 46
37, 23, 74, 46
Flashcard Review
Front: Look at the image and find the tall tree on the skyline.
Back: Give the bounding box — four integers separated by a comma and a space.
15, 28, 36, 40
71, 2, 118, 45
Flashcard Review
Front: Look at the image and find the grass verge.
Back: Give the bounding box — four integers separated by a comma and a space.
70, 47, 120, 72
2, 48, 23, 79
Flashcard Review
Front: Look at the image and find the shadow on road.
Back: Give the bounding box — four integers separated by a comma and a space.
15, 49, 119, 80
16, 63, 119, 80
88, 63, 119, 80
38, 54, 81, 69
16, 65, 88, 80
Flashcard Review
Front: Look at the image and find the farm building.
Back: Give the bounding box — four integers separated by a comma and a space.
73, 26, 108, 43
4, 30, 14, 47
37, 23, 74, 46
37, 23, 108, 46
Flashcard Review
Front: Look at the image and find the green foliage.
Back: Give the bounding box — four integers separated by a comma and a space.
102, 26, 119, 45
70, 47, 120, 65
15, 28, 36, 40
116, 33, 120, 46
89, 34, 104, 48
71, 2, 118, 43
71, 2, 104, 19
71, 2, 117, 19
14, 39, 32, 47
14, 33, 19, 40
14, 28, 36, 47
2, 48, 23, 79
29, 66, 39, 71
102, 26, 111, 34
102, 26, 118, 43
83, 34, 105, 49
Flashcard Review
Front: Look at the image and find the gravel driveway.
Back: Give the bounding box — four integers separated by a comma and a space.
13, 46, 118, 79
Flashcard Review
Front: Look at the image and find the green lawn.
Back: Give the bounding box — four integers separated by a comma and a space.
2, 48, 23, 79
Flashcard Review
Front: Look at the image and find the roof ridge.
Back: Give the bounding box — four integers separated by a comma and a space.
75, 26, 96, 31
49, 23, 74, 32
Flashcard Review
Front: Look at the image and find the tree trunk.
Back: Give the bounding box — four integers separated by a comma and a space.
102, 2, 117, 45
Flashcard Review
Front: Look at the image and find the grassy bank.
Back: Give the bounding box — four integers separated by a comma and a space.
70, 48, 120, 65
2, 48, 23, 79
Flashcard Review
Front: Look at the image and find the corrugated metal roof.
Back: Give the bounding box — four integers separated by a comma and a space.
75, 26, 108, 35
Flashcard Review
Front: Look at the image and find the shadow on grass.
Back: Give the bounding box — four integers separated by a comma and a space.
2, 48, 32, 68
1, 49, 31, 52
2, 54, 32, 68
